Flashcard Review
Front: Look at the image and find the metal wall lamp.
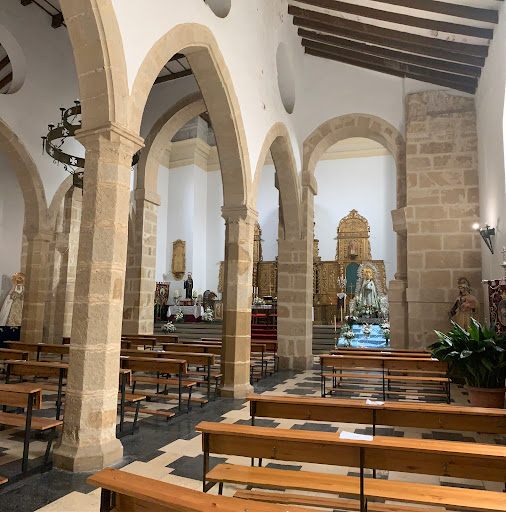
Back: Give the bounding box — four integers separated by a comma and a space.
473, 223, 495, 254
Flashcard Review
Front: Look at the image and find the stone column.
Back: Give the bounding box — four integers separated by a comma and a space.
122, 189, 161, 335
405, 91, 481, 348
53, 123, 143, 472
53, 189, 82, 342
21, 231, 51, 343
219, 205, 257, 398
277, 173, 315, 370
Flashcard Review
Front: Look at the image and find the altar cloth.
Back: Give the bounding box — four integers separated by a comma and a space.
167, 305, 204, 319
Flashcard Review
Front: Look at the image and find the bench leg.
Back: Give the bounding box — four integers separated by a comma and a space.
100, 488, 116, 512
218, 482, 223, 495
22, 399, 33, 473
132, 400, 141, 433
44, 428, 57, 467
187, 386, 193, 413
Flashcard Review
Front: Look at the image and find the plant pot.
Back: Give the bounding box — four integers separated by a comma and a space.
465, 386, 506, 409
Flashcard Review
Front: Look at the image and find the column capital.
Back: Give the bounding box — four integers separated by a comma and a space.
75, 121, 144, 152
301, 171, 317, 195
134, 188, 162, 206
221, 204, 258, 224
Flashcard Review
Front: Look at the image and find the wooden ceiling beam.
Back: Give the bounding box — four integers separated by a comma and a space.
293, 16, 486, 67
169, 53, 186, 62
154, 69, 193, 85
299, 29, 481, 77
305, 47, 476, 94
0, 72, 13, 91
370, 0, 499, 24
291, 0, 494, 39
289, 6, 489, 58
0, 56, 10, 74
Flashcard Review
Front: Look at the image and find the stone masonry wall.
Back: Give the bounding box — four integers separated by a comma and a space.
405, 91, 482, 348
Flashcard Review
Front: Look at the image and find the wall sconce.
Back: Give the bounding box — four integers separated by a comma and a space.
473, 223, 495, 254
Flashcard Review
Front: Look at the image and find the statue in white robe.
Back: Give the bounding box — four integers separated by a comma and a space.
0, 273, 25, 326
359, 268, 377, 307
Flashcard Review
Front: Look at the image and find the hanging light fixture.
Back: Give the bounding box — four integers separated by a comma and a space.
42, 101, 140, 189
473, 223, 495, 254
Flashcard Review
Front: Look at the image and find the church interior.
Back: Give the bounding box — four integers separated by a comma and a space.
0, 1, 505, 511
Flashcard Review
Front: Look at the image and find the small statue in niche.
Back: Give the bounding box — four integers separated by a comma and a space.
348, 240, 357, 258
449, 277, 480, 331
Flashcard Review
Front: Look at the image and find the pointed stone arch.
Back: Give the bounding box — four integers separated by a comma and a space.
252, 123, 301, 240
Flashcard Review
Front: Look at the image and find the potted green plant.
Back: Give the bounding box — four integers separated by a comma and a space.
429, 319, 506, 408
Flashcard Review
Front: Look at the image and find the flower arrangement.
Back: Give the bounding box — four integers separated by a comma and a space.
362, 324, 372, 339
161, 321, 176, 333
381, 321, 390, 344
342, 327, 355, 347
253, 296, 265, 306
203, 307, 214, 322
173, 289, 180, 305
192, 289, 198, 299
175, 309, 184, 322
345, 315, 358, 327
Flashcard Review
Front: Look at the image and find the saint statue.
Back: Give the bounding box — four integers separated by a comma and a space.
348, 240, 357, 258
0, 273, 25, 326
184, 272, 194, 299
359, 268, 377, 307
449, 278, 480, 331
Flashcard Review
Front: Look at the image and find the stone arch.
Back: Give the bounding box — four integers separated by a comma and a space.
252, 123, 302, 240
59, 0, 129, 130
129, 23, 250, 207
48, 175, 75, 231
137, 92, 206, 195
0, 117, 48, 234
303, 114, 406, 209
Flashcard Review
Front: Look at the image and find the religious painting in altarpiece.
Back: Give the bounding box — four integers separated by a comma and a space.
172, 239, 186, 281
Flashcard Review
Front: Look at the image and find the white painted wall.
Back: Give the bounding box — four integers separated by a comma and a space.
0, 152, 24, 304
314, 154, 397, 283
256, 164, 279, 261
0, 1, 80, 205
206, 170, 225, 294
476, 4, 506, 280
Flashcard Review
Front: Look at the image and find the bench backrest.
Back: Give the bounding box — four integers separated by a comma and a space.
0, 383, 42, 409
5, 360, 68, 379
6, 342, 69, 355
331, 349, 430, 358
195, 421, 506, 483
0, 348, 28, 360
320, 354, 447, 372
246, 394, 506, 435
161, 343, 222, 356
121, 349, 214, 366
120, 356, 187, 375
88, 468, 320, 512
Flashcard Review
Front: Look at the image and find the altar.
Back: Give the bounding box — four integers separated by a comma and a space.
167, 305, 204, 322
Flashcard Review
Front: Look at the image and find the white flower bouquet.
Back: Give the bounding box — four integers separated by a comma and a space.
203, 307, 214, 322
175, 309, 184, 322
161, 322, 176, 333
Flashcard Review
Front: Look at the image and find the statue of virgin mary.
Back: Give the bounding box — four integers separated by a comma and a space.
359, 268, 378, 307
0, 273, 25, 326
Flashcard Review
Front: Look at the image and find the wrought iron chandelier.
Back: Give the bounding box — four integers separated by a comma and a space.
42, 101, 139, 189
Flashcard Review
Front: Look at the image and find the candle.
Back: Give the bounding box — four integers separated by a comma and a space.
334, 316, 337, 333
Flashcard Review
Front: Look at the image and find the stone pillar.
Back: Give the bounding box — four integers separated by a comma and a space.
53, 189, 82, 342
122, 189, 161, 335
53, 123, 143, 472
405, 91, 481, 348
219, 205, 257, 398
21, 231, 51, 343
277, 174, 315, 370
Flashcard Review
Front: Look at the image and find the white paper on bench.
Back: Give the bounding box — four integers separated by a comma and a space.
339, 430, 373, 441
365, 399, 384, 405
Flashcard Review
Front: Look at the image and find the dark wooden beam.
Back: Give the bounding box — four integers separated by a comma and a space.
0, 72, 13, 90
51, 12, 64, 29
154, 69, 193, 85
292, 0, 494, 39
305, 47, 476, 94
20, 0, 32, 5
370, 0, 499, 24
303, 43, 477, 94
289, 6, 489, 58
0, 56, 10, 74
299, 29, 481, 77
169, 53, 186, 62
293, 16, 486, 67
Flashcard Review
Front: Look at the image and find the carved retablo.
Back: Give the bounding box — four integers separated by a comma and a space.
336, 209, 372, 261
171, 239, 186, 281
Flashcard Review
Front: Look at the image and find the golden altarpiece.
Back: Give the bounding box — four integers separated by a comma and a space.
219, 212, 387, 324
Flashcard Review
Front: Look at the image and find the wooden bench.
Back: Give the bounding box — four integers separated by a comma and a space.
320, 354, 450, 402
331, 348, 431, 358
0, 383, 62, 482
117, 369, 145, 437
195, 421, 506, 512
6, 341, 69, 361
88, 467, 321, 512
121, 356, 195, 415
121, 337, 156, 350
247, 394, 506, 435
5, 360, 68, 420
122, 349, 218, 401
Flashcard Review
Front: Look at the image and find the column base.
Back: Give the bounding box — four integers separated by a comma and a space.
278, 355, 313, 371
53, 437, 123, 473
218, 382, 254, 398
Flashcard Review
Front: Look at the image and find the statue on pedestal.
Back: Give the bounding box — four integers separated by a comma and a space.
184, 272, 193, 300
449, 277, 480, 331
359, 267, 378, 306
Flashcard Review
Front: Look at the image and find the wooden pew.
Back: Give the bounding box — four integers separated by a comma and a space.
5, 360, 68, 420
320, 354, 450, 402
121, 337, 156, 350
334, 347, 429, 355
88, 467, 321, 512
6, 341, 69, 361
117, 369, 145, 437
196, 421, 506, 512
121, 349, 219, 401
0, 382, 62, 482
121, 356, 194, 415
246, 394, 506, 436
331, 348, 431, 358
